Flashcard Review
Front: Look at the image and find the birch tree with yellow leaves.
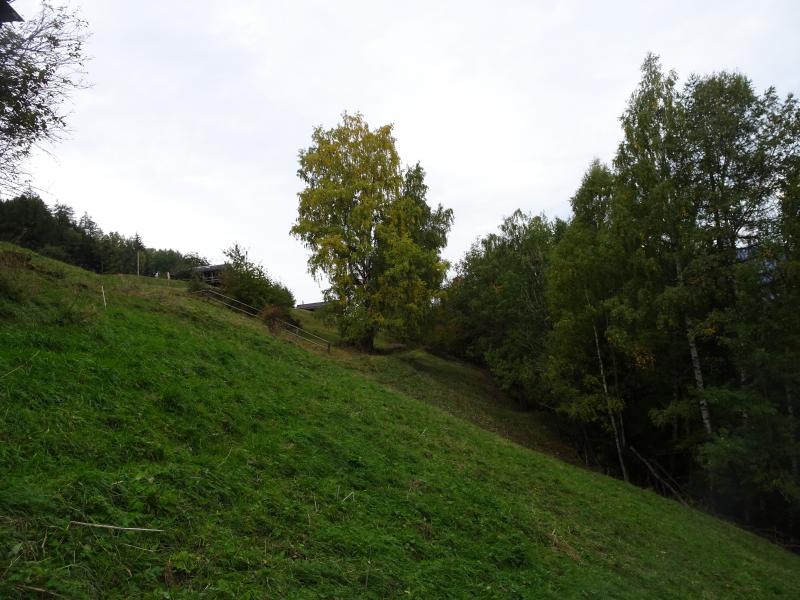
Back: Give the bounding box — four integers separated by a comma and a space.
292, 113, 452, 350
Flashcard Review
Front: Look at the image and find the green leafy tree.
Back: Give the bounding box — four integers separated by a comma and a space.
430, 210, 558, 405
0, 2, 88, 192
693, 82, 800, 524
373, 163, 454, 341
603, 57, 800, 525
427, 53, 800, 540
611, 54, 716, 435
221, 243, 294, 312
0, 192, 55, 246
292, 112, 452, 350
547, 161, 630, 480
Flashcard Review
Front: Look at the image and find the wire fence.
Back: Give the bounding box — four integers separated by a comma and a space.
191, 287, 332, 352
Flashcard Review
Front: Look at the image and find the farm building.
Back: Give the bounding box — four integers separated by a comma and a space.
295, 301, 330, 312
192, 264, 227, 285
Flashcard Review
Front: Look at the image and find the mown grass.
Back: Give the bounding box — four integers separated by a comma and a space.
290, 309, 576, 461
1, 243, 799, 598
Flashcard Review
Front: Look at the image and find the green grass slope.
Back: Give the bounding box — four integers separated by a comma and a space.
1, 244, 798, 599
288, 309, 576, 462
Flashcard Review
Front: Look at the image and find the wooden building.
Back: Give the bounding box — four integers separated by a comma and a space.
192, 264, 227, 285
295, 301, 330, 312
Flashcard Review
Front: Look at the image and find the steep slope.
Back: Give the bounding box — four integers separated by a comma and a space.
288, 308, 577, 462
1, 244, 798, 599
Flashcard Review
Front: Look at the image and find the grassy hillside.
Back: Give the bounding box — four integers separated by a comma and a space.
288, 309, 576, 462
1, 244, 798, 598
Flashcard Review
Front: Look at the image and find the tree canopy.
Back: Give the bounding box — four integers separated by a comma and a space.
428, 55, 800, 544
220, 243, 295, 312
0, 193, 208, 277
292, 112, 452, 350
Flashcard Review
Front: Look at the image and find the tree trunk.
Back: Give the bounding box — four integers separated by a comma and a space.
359, 329, 376, 353
593, 321, 628, 482
607, 330, 627, 449
788, 384, 798, 478
677, 252, 713, 436
685, 315, 713, 435
670, 382, 679, 473
630, 446, 689, 507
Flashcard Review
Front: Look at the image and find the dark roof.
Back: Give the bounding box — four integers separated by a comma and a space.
296, 301, 329, 311
192, 264, 227, 273
0, 1, 22, 23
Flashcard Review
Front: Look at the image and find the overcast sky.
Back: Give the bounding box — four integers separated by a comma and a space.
15, 0, 800, 302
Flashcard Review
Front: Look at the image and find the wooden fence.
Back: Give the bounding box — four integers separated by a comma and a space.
191, 288, 332, 353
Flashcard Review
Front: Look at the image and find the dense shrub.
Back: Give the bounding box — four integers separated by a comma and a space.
258, 304, 288, 331
220, 244, 295, 312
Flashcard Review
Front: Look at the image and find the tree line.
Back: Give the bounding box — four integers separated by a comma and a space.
0, 193, 297, 313
291, 56, 799, 544
421, 55, 799, 543
0, 193, 209, 277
